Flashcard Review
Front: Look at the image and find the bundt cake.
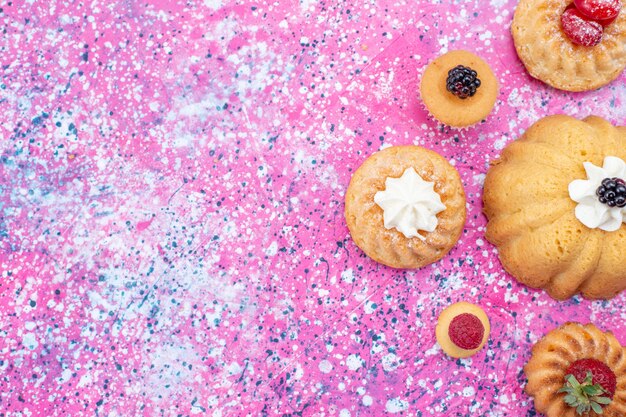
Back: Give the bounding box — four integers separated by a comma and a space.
512, 0, 626, 91
483, 115, 626, 300
345, 145, 466, 269
525, 322, 626, 417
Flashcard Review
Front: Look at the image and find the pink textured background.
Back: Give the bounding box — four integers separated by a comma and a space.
1, 0, 625, 416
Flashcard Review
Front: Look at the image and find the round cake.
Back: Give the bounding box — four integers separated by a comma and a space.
420, 50, 499, 128
435, 302, 490, 359
483, 115, 626, 300
525, 322, 626, 417
512, 0, 626, 91
345, 145, 466, 269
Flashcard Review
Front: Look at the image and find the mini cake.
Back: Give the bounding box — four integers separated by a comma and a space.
525, 322, 626, 416
435, 302, 490, 359
344, 145, 466, 269
483, 115, 626, 300
420, 50, 499, 128
512, 0, 626, 91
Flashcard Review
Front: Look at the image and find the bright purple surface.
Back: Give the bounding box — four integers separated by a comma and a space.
1, 0, 625, 416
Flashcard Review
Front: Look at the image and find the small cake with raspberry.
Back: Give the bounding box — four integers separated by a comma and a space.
435, 302, 490, 358
512, 0, 626, 91
419, 50, 499, 128
525, 322, 626, 417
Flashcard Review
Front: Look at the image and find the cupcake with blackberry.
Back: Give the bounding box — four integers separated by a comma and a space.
420, 50, 499, 128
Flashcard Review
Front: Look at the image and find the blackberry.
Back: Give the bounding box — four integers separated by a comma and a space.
446, 65, 481, 99
596, 177, 626, 207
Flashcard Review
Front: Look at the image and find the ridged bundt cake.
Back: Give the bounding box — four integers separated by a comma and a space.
483, 115, 626, 300
345, 145, 466, 269
512, 0, 626, 91
525, 323, 626, 417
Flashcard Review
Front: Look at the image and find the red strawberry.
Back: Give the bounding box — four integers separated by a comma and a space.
559, 358, 616, 415
566, 358, 617, 397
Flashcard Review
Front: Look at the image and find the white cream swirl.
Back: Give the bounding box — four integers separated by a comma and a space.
374, 167, 446, 240
568, 156, 626, 232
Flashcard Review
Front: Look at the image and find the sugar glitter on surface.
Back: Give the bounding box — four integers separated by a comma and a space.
1, 0, 625, 416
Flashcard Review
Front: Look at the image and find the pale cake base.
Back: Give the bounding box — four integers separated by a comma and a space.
345, 145, 466, 269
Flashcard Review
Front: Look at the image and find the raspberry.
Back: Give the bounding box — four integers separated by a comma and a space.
448, 313, 484, 350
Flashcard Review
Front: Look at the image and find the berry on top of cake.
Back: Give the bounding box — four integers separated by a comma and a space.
435, 302, 490, 359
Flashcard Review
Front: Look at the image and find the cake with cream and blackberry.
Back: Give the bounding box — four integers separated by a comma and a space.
483, 115, 626, 300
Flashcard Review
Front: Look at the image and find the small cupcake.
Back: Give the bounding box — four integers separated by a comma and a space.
435, 302, 490, 359
420, 50, 499, 128
344, 145, 466, 269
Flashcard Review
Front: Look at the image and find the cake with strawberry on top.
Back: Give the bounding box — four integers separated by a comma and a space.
525, 322, 626, 416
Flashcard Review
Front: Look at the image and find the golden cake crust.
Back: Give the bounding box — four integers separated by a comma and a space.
420, 50, 498, 128
345, 145, 466, 269
525, 323, 626, 417
483, 115, 626, 300
435, 302, 490, 358
512, 0, 626, 92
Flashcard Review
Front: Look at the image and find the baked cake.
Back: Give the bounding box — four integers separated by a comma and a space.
345, 145, 466, 269
435, 302, 490, 359
483, 115, 626, 300
512, 0, 626, 91
420, 50, 499, 128
525, 322, 626, 416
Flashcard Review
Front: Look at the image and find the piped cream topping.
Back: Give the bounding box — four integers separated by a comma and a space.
568, 156, 626, 232
374, 167, 446, 240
